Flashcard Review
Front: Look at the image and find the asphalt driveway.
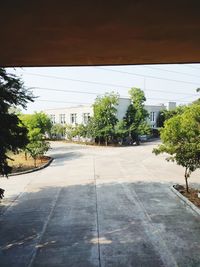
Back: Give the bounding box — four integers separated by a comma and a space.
0, 141, 200, 267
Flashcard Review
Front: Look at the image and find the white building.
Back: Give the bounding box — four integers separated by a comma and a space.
44, 105, 93, 126
44, 98, 176, 128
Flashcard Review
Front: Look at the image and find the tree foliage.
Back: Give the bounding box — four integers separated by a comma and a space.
20, 112, 51, 166
50, 124, 66, 139
92, 92, 119, 145
64, 124, 88, 141
20, 112, 52, 135
0, 68, 34, 176
153, 104, 200, 192
156, 105, 186, 128
61, 89, 151, 146
120, 88, 150, 144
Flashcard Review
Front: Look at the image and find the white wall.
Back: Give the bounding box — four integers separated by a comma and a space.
44, 99, 175, 129
145, 104, 165, 128
44, 105, 93, 125
116, 98, 131, 120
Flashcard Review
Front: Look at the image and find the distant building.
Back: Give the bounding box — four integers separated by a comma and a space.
45, 105, 92, 126
44, 98, 176, 129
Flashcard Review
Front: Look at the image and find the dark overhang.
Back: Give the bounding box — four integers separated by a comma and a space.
1, 1, 200, 67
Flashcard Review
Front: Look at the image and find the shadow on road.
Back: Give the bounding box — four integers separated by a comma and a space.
1, 181, 200, 266
50, 151, 83, 161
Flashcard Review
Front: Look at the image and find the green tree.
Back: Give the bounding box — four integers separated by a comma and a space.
123, 88, 150, 144
20, 113, 51, 166
192, 88, 200, 105
65, 124, 88, 142
50, 124, 66, 139
25, 129, 50, 167
20, 112, 52, 135
157, 105, 186, 128
92, 92, 119, 145
74, 124, 88, 139
0, 68, 34, 179
65, 124, 79, 141
115, 120, 128, 144
153, 104, 200, 192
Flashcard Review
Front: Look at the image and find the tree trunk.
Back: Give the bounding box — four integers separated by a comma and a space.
25, 152, 27, 161
185, 168, 189, 193
105, 137, 108, 146
34, 158, 37, 168
0, 188, 5, 199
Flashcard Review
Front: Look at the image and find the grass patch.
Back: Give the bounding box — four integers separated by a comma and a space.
7, 152, 49, 173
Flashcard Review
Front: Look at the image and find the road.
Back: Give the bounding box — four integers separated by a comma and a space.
0, 141, 200, 267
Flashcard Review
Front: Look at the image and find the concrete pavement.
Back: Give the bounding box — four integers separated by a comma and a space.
0, 141, 200, 266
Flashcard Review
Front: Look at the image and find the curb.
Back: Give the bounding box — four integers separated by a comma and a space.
170, 185, 200, 216
8, 157, 54, 177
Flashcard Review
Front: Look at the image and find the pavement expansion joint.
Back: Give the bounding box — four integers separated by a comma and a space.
27, 187, 62, 267
118, 162, 178, 267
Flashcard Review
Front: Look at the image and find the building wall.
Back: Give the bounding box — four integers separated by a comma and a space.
44, 99, 176, 129
44, 105, 93, 125
116, 98, 131, 120
145, 104, 166, 128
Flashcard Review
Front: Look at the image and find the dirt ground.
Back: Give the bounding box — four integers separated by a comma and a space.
7, 152, 49, 173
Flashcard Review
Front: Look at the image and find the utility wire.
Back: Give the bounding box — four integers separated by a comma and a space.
23, 72, 129, 89
183, 65, 200, 70
30, 86, 199, 97
37, 99, 91, 105
31, 87, 101, 95
20, 72, 199, 104
37, 96, 193, 105
95, 67, 200, 86
22, 70, 200, 87
141, 66, 200, 79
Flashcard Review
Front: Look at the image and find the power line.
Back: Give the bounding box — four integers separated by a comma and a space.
30, 86, 128, 98
183, 65, 200, 70
30, 86, 199, 97
22, 70, 200, 88
146, 97, 192, 103
95, 67, 200, 86
37, 99, 91, 105
141, 66, 200, 79
23, 72, 129, 89
36, 96, 194, 105
30, 87, 101, 95
20, 72, 199, 105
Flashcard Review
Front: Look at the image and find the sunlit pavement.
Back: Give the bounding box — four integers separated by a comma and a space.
0, 141, 200, 267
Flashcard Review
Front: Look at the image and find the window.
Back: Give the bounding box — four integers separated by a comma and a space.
50, 114, 56, 124
70, 113, 77, 124
83, 113, 90, 124
150, 112, 155, 122
59, 114, 66, 124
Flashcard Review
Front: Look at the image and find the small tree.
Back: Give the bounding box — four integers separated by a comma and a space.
74, 124, 88, 140
123, 88, 150, 144
65, 124, 76, 141
26, 131, 50, 167
153, 104, 200, 192
50, 124, 66, 139
20, 113, 51, 165
92, 92, 119, 145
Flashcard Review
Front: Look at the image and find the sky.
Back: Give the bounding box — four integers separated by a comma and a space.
6, 64, 200, 113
